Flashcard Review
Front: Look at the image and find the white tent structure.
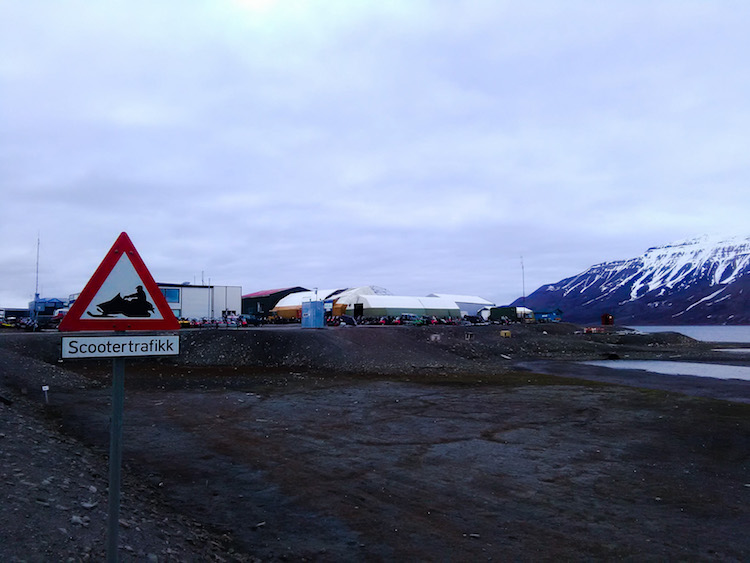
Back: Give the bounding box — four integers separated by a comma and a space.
272, 285, 465, 320
427, 293, 495, 316
353, 295, 461, 319
272, 286, 394, 318
329, 286, 392, 306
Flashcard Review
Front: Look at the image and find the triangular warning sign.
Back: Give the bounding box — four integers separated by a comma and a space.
59, 232, 180, 332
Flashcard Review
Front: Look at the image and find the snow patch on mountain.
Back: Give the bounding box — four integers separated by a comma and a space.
575, 235, 750, 305
519, 235, 750, 324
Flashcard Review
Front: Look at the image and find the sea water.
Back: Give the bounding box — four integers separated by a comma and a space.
583, 360, 750, 381
586, 325, 750, 381
627, 325, 750, 343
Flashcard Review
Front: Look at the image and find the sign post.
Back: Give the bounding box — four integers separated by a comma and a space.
107, 356, 125, 562
59, 232, 180, 562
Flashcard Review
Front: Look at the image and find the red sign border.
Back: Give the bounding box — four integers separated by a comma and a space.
58, 232, 180, 332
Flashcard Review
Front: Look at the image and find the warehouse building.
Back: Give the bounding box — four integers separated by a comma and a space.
242, 287, 307, 317
427, 293, 495, 316
158, 283, 242, 320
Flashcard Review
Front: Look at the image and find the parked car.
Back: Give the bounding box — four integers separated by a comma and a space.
394, 313, 421, 325
340, 315, 357, 326
238, 314, 264, 327
50, 308, 68, 328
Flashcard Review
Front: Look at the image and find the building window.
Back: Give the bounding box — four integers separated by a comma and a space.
161, 288, 180, 303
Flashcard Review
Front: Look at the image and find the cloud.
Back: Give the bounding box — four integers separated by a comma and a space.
2, 1, 750, 308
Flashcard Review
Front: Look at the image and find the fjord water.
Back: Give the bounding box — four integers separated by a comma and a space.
585, 325, 750, 381
584, 360, 750, 381
627, 325, 750, 343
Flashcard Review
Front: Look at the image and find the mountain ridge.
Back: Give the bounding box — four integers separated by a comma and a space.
514, 235, 750, 325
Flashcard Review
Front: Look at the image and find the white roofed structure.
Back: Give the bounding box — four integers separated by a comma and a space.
328, 286, 392, 305
354, 295, 461, 318
427, 293, 495, 316
271, 285, 468, 320
272, 288, 339, 319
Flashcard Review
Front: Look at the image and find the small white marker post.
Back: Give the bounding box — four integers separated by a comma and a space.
41, 385, 49, 404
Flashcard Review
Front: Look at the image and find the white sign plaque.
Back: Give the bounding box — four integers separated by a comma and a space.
62, 335, 180, 359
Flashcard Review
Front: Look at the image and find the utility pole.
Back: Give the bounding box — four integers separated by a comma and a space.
33, 233, 40, 322
521, 255, 526, 307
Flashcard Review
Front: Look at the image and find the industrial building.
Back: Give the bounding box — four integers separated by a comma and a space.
3, 284, 242, 325
427, 294, 495, 317
27, 297, 66, 316
242, 287, 308, 317
158, 283, 242, 320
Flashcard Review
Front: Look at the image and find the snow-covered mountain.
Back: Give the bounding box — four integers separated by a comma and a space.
515, 235, 750, 325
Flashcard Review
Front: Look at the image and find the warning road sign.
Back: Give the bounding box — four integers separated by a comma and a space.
62, 335, 180, 358
58, 232, 180, 332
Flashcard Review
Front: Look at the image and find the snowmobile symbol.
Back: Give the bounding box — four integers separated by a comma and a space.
86, 285, 155, 318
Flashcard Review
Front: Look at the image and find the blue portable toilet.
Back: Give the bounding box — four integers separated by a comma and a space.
301, 300, 326, 328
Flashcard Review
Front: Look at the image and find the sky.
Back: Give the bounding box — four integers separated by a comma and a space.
2, 0, 750, 309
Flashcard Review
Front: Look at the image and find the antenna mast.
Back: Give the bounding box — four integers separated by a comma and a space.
520, 255, 526, 307
35, 233, 40, 297
33, 233, 41, 320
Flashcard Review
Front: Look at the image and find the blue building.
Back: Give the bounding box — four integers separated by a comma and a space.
29, 297, 66, 316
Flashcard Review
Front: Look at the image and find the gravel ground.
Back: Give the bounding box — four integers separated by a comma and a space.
0, 346, 250, 562
1, 324, 749, 561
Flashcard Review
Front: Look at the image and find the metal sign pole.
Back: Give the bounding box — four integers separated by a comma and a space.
106, 356, 125, 562
56, 232, 181, 562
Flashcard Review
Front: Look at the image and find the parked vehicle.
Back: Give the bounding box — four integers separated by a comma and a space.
238, 314, 264, 327
340, 315, 357, 326
20, 316, 56, 331
50, 308, 68, 328
394, 313, 421, 325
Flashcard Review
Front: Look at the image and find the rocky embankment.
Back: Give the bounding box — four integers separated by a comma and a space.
0, 322, 718, 376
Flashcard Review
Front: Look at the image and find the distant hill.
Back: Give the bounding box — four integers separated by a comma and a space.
513, 235, 750, 325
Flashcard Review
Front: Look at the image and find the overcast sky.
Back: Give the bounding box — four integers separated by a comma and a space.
2, 0, 750, 308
